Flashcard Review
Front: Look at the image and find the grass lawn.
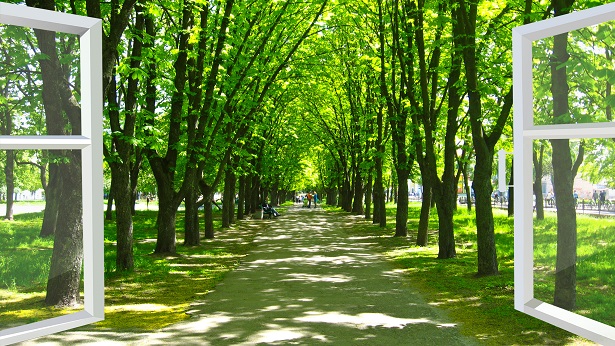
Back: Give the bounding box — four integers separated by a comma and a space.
0, 205, 279, 331
327, 202, 601, 345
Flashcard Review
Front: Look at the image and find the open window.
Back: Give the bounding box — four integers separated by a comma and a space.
0, 3, 102, 344
514, 2, 615, 343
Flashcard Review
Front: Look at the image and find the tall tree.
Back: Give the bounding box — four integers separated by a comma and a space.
550, 0, 579, 311
144, 0, 197, 253
405, 0, 464, 256
457, 0, 515, 276
377, 0, 413, 237
26, 0, 84, 306
104, 3, 146, 271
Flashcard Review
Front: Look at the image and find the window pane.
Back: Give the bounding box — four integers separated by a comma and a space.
533, 138, 615, 327
533, 21, 615, 126
0, 24, 81, 136
0, 149, 84, 331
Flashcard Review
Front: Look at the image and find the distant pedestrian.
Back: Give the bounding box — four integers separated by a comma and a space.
313, 191, 319, 207
600, 190, 606, 207
307, 192, 313, 208
146, 196, 150, 210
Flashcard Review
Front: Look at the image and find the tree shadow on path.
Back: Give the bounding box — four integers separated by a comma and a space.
19, 205, 479, 345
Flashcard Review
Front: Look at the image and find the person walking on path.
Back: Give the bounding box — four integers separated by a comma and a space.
306, 192, 313, 208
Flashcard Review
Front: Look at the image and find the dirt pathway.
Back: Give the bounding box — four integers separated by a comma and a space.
143, 205, 477, 345
20, 205, 478, 345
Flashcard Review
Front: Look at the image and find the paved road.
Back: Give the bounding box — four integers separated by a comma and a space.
19, 205, 478, 345
0, 203, 46, 216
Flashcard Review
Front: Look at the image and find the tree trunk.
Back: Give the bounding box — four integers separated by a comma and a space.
28, 11, 65, 237
436, 78, 461, 257
270, 183, 279, 207
222, 166, 235, 228
27, 5, 86, 305
203, 197, 214, 239
416, 186, 431, 246
394, 168, 409, 237
342, 173, 352, 212
352, 168, 364, 215
552, 139, 577, 310
153, 181, 177, 254
392, 179, 398, 204
463, 161, 472, 212
373, 105, 386, 227
40, 163, 61, 237
229, 174, 236, 224
364, 167, 372, 220
435, 184, 456, 259
129, 150, 143, 216
533, 144, 545, 220
201, 182, 215, 239
237, 174, 245, 220
106, 5, 147, 269
145, 1, 191, 255
385, 179, 391, 203
45, 153, 83, 306
434, 31, 463, 258
550, 11, 577, 308
105, 182, 114, 221
326, 187, 337, 206
244, 174, 251, 216
251, 174, 260, 215
372, 172, 383, 225
457, 2, 506, 277
1, 80, 12, 221
110, 162, 134, 270
473, 158, 499, 276
184, 184, 200, 246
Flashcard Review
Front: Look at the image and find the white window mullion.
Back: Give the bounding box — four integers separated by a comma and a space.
0, 136, 91, 150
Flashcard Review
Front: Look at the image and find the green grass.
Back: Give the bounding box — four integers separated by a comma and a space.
0, 212, 76, 329
0, 206, 273, 331
0, 213, 52, 289
534, 215, 615, 326
330, 203, 597, 345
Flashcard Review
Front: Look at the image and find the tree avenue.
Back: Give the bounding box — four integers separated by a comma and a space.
3, 0, 614, 313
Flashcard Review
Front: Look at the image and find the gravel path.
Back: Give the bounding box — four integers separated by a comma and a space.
19, 205, 478, 345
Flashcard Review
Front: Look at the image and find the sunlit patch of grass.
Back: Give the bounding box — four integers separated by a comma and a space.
533, 213, 615, 328
0, 288, 81, 328
92, 309, 188, 330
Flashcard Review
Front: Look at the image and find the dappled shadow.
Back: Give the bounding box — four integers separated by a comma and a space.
21, 205, 477, 345
147, 205, 476, 345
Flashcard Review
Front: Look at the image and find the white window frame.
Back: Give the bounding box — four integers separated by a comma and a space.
0, 3, 103, 344
514, 2, 615, 343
